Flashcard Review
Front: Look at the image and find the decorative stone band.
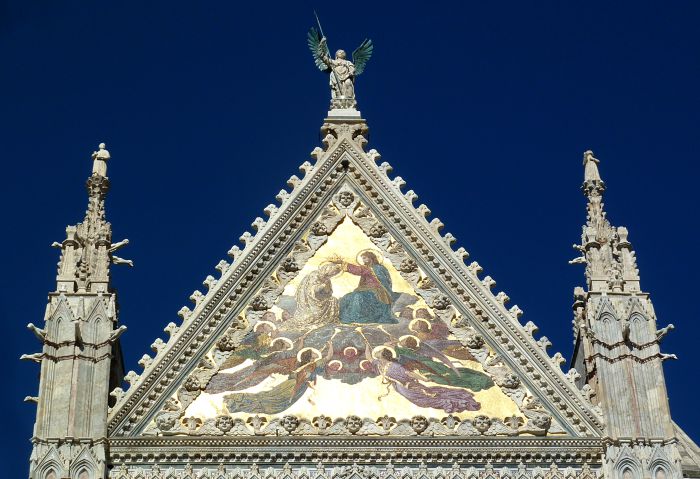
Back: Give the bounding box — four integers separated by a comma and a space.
109, 462, 600, 479
586, 336, 666, 351
107, 436, 603, 467
147, 414, 562, 438
34, 351, 115, 363
586, 352, 677, 364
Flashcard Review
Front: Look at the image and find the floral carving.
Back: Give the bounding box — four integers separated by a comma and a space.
499, 373, 520, 389
504, 415, 525, 429
250, 295, 269, 311
216, 334, 237, 352
311, 222, 328, 236
441, 415, 460, 429
418, 276, 435, 289
399, 258, 418, 273
163, 398, 180, 412
432, 294, 451, 310
183, 376, 202, 392
452, 316, 469, 328
465, 334, 485, 349
184, 416, 202, 432
369, 223, 387, 237
312, 415, 332, 433
281, 257, 299, 273
246, 415, 267, 434
376, 415, 396, 431
109, 462, 603, 479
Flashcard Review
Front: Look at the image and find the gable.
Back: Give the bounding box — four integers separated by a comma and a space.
144, 213, 553, 437
107, 121, 603, 438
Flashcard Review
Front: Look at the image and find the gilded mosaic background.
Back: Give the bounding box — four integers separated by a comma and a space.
185, 219, 523, 423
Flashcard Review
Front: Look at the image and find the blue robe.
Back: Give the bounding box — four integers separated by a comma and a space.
339, 264, 399, 324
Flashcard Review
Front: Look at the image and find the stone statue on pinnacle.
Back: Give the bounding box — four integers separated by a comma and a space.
308, 16, 373, 111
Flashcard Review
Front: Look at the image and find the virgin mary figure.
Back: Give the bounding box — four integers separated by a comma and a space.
332, 251, 399, 324
285, 263, 341, 330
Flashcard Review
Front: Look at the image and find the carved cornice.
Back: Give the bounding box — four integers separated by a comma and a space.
108, 436, 604, 466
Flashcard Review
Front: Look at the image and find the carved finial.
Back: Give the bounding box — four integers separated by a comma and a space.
91, 142, 110, 177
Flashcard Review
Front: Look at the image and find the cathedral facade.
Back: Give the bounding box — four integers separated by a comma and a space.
24, 35, 699, 479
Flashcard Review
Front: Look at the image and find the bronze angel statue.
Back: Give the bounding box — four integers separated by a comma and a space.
307, 27, 373, 110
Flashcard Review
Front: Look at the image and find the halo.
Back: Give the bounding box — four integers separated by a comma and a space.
359, 359, 374, 370
356, 249, 384, 265
270, 337, 294, 350
253, 320, 277, 333
343, 346, 359, 357
371, 345, 396, 360
317, 261, 343, 277
409, 318, 432, 332
399, 334, 421, 348
327, 359, 343, 371
297, 347, 322, 363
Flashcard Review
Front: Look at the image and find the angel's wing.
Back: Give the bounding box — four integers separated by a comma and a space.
352, 38, 373, 76
307, 27, 330, 72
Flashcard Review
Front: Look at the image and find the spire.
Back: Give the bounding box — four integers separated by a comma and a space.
25, 142, 129, 478
569, 150, 682, 479
571, 150, 639, 294
53, 143, 132, 294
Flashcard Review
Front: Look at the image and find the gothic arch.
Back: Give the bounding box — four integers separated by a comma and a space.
49, 297, 76, 343
594, 297, 618, 322
628, 312, 652, 344
88, 315, 107, 344
615, 458, 643, 479
650, 464, 671, 479
69, 447, 98, 479
34, 447, 65, 479
85, 297, 111, 343
648, 447, 677, 479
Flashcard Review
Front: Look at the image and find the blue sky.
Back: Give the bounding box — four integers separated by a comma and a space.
1, 1, 699, 475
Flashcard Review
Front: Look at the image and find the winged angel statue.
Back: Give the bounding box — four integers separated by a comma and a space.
308, 27, 373, 110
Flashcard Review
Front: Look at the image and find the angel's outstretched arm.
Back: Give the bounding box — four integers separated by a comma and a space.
318, 37, 332, 67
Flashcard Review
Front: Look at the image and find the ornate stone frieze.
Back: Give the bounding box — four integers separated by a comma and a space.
109, 461, 601, 479
107, 436, 603, 466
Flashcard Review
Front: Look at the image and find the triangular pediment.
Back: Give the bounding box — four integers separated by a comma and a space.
108, 119, 603, 438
